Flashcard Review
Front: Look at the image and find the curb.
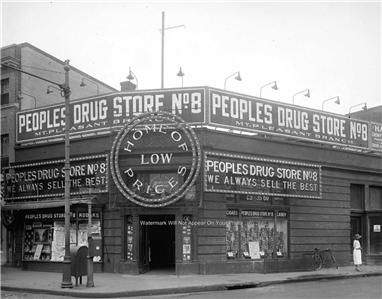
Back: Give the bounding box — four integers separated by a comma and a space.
2, 272, 382, 298
255, 271, 382, 288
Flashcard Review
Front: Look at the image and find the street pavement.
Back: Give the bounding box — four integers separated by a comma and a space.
1, 265, 382, 298
139, 276, 382, 299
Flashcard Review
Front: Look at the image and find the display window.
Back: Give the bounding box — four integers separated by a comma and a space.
226, 209, 288, 259
369, 215, 382, 255
351, 185, 382, 256
23, 207, 101, 262
24, 224, 53, 261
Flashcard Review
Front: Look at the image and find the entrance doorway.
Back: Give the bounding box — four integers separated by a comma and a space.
351, 215, 363, 252
139, 215, 175, 273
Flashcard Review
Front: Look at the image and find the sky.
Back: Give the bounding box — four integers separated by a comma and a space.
1, 0, 381, 115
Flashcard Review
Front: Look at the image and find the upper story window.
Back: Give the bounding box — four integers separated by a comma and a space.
350, 184, 365, 210
1, 134, 9, 158
367, 186, 382, 210
1, 78, 10, 105
1, 78, 9, 93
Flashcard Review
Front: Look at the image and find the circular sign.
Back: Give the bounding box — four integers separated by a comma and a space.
110, 112, 201, 207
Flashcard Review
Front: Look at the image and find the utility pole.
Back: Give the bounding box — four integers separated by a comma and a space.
160, 12, 185, 89
86, 201, 94, 287
161, 11, 165, 89
1, 61, 73, 288
61, 60, 73, 288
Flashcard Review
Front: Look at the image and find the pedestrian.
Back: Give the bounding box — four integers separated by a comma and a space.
353, 233, 362, 272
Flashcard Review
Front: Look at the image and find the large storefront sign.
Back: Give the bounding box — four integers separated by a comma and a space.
16, 88, 206, 143
15, 86, 382, 152
205, 152, 321, 198
3, 155, 108, 201
209, 89, 370, 149
370, 123, 382, 151
24, 210, 101, 221
110, 112, 201, 207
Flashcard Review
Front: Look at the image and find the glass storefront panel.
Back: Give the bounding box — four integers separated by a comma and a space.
226, 209, 288, 259
369, 216, 382, 255
23, 208, 101, 262
226, 220, 240, 258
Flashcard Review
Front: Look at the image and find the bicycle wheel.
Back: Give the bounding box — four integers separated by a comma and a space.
313, 252, 322, 270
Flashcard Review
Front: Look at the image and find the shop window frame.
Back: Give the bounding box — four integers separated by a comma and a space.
367, 213, 382, 256
225, 205, 289, 260
22, 206, 103, 263
350, 183, 382, 258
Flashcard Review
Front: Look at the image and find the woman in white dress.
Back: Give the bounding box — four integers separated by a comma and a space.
353, 234, 362, 271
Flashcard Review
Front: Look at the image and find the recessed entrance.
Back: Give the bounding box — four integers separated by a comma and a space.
139, 215, 175, 273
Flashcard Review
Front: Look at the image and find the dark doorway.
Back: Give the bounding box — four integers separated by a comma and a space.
351, 215, 363, 252
139, 215, 175, 272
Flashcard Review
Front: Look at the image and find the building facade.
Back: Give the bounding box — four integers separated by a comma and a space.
1, 43, 117, 266
2, 84, 381, 274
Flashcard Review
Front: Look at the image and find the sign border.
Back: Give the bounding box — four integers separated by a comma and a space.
16, 87, 207, 143
204, 151, 322, 199
208, 87, 371, 150
370, 122, 382, 152
2, 154, 109, 200
110, 111, 202, 208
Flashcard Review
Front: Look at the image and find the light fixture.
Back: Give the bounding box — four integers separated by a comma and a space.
292, 89, 310, 104
46, 85, 61, 95
224, 71, 242, 89
348, 102, 367, 117
126, 67, 138, 89
80, 77, 99, 95
321, 96, 340, 111
260, 81, 278, 98
126, 71, 134, 81
177, 67, 184, 87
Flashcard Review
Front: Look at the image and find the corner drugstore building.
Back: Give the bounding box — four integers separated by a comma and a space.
2, 87, 382, 274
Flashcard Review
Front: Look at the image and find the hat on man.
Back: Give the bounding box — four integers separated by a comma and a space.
354, 234, 362, 239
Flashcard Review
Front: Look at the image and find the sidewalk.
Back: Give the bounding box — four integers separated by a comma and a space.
1, 265, 382, 298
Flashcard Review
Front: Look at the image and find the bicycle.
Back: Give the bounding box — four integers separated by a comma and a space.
303, 248, 338, 271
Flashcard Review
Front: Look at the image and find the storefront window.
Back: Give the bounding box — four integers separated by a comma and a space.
23, 208, 101, 262
367, 186, 382, 255
369, 216, 382, 254
226, 220, 240, 258
226, 209, 288, 259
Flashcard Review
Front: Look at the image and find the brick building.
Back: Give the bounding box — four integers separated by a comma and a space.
1, 47, 381, 274
1, 42, 117, 266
